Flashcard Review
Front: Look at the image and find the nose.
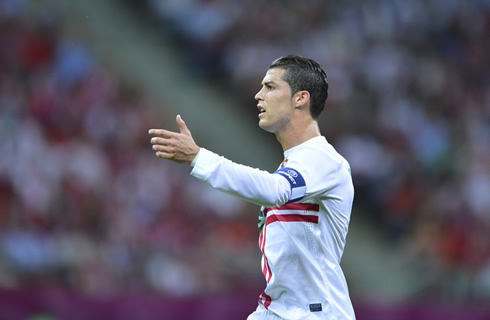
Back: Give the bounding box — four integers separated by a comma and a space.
255, 87, 263, 101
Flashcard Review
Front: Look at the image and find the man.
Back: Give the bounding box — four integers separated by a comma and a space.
149, 55, 356, 320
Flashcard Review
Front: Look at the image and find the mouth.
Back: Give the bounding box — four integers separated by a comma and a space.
257, 105, 266, 117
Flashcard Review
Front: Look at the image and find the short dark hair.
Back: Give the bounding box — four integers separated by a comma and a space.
269, 55, 328, 119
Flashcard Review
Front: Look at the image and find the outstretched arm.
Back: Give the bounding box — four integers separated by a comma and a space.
149, 115, 292, 207
149, 115, 200, 164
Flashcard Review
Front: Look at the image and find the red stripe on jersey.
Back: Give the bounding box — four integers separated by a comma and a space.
263, 203, 320, 215
258, 203, 320, 308
260, 228, 273, 282
264, 255, 272, 282
259, 291, 272, 309
265, 213, 319, 226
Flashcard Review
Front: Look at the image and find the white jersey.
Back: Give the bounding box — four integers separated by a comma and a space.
191, 136, 355, 320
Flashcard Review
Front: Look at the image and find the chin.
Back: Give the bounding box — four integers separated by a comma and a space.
258, 121, 274, 133
258, 119, 267, 129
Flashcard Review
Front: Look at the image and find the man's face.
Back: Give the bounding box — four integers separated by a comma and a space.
255, 68, 294, 134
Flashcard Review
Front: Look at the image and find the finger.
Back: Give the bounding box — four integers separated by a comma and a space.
152, 143, 174, 153
148, 129, 174, 138
154, 146, 181, 162
176, 115, 191, 135
155, 151, 172, 159
152, 141, 173, 154
155, 151, 185, 164
150, 137, 171, 146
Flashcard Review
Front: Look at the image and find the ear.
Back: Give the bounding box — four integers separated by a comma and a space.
293, 90, 310, 109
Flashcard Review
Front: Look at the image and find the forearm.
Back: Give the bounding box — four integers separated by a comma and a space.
191, 148, 291, 207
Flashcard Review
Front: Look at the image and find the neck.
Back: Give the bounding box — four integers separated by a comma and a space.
277, 119, 321, 151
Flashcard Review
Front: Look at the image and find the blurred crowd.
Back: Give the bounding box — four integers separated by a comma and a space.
141, 0, 490, 301
1, 0, 489, 305
0, 0, 261, 299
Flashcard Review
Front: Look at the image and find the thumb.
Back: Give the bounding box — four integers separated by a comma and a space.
176, 114, 191, 135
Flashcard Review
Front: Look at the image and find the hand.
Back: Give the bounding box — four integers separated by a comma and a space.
149, 115, 200, 165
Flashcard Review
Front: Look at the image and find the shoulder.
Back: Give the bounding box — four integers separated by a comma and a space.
286, 137, 353, 192
289, 137, 348, 170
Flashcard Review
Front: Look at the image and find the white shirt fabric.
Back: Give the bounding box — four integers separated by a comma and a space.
191, 136, 355, 320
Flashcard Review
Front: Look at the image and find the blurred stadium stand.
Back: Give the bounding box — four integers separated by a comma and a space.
0, 0, 489, 319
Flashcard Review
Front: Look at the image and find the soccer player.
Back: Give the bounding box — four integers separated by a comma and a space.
149, 55, 356, 320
